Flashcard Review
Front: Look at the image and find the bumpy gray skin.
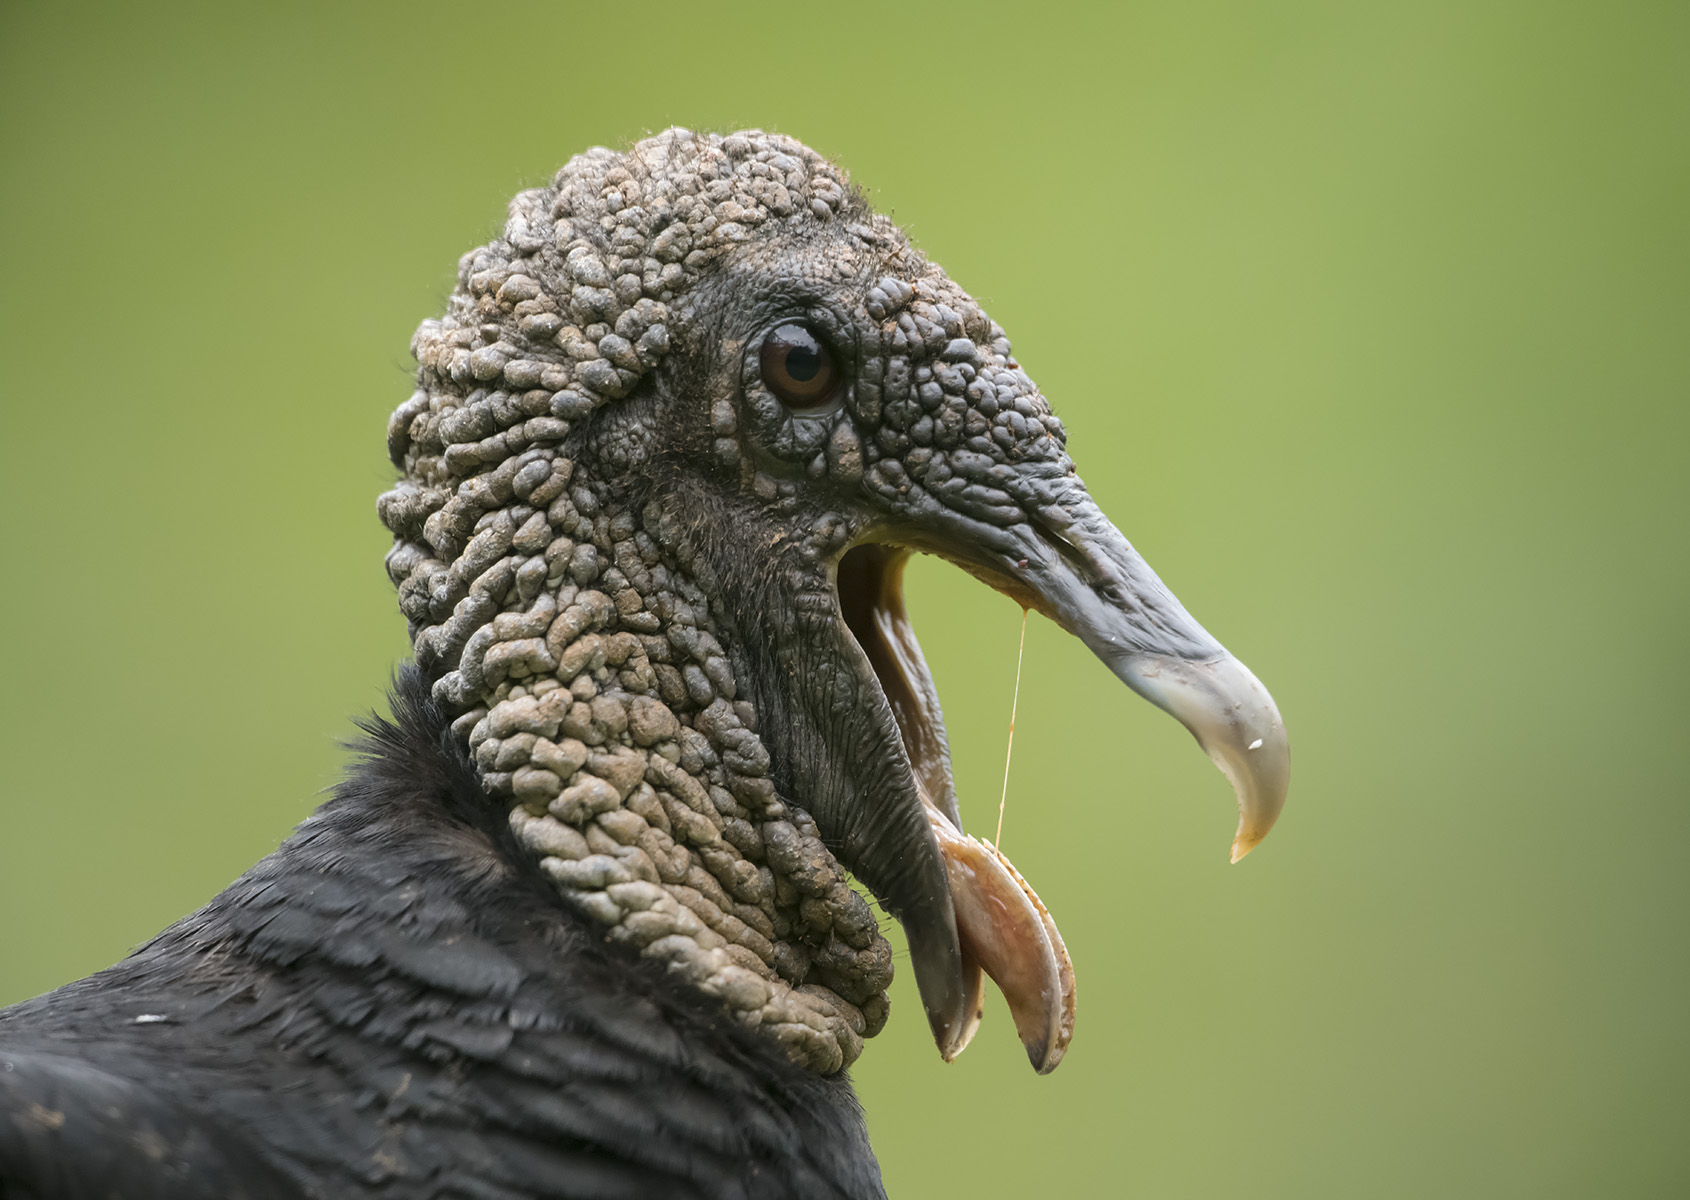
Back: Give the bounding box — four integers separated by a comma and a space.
0, 129, 1275, 1199
379, 128, 1076, 1074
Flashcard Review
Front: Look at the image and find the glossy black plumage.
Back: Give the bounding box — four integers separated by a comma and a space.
0, 668, 884, 1200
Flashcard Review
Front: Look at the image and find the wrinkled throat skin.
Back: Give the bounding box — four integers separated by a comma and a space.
382, 128, 1290, 1076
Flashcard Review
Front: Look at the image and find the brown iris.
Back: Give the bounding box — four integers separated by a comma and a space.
759, 323, 839, 410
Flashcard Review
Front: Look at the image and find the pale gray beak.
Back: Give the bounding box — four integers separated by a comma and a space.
1117, 652, 1289, 861
857, 478, 1292, 1064
998, 491, 1292, 861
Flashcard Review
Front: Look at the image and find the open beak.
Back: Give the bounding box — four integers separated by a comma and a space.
837, 484, 1290, 1072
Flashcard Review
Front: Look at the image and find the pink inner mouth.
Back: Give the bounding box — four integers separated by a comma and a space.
837, 544, 1075, 1072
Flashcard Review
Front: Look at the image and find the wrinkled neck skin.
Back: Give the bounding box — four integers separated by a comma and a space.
388, 437, 891, 1075
379, 130, 984, 1075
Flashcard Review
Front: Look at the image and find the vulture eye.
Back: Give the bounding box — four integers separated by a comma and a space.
760, 323, 839, 410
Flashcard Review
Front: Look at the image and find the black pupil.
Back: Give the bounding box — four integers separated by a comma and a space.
762, 323, 834, 407
784, 341, 821, 382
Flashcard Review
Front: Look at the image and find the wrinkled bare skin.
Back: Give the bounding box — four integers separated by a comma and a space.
380, 128, 1287, 1076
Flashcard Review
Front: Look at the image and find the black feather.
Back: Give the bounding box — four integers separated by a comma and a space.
0, 667, 885, 1199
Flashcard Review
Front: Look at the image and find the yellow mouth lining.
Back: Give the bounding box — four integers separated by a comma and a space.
836, 544, 1076, 1072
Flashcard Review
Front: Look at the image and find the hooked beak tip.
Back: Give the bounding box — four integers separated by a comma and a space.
1118, 651, 1290, 861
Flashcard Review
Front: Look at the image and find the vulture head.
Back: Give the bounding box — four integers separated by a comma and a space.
378, 129, 1290, 1079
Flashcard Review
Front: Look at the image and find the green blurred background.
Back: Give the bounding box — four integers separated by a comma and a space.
2, 1, 1685, 1194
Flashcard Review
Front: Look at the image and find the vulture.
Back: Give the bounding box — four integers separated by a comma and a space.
0, 129, 1289, 1199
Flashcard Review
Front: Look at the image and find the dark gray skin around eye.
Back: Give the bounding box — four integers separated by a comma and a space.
518, 139, 1285, 1052
0, 127, 1287, 1200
